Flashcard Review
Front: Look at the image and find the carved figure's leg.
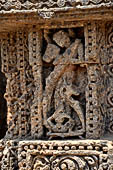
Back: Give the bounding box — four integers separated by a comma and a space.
69, 100, 85, 132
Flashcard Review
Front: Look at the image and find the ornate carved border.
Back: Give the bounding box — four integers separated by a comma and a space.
0, 0, 112, 18
18, 140, 112, 170
0, 139, 112, 169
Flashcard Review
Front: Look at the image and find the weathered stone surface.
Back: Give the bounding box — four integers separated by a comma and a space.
53, 30, 71, 48
0, 0, 112, 14
0, 0, 113, 169
0, 139, 112, 169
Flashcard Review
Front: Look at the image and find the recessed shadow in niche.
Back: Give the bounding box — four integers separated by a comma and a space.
0, 51, 7, 139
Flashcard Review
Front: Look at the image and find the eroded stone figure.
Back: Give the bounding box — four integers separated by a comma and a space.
43, 29, 86, 138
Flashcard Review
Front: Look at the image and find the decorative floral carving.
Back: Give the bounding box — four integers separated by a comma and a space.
105, 23, 113, 134
32, 156, 50, 170
0, 0, 112, 15
51, 155, 98, 169
26, 154, 99, 170
38, 9, 55, 18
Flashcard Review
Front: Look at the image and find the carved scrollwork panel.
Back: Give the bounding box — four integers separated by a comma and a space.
26, 154, 99, 169
104, 22, 113, 133
0, 0, 112, 16
105, 64, 113, 133
106, 22, 113, 63
18, 141, 111, 170
51, 155, 99, 169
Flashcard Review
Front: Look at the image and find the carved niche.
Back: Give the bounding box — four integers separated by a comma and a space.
1, 27, 89, 139
1, 24, 106, 140
42, 28, 87, 138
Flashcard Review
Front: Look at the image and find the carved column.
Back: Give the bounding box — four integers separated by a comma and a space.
85, 22, 106, 138
1, 33, 19, 139
28, 30, 43, 139
1, 31, 32, 139
86, 64, 104, 138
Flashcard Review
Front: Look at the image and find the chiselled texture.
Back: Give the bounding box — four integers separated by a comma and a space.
42, 29, 86, 138
86, 64, 105, 139
104, 22, 113, 134
0, 23, 111, 140
0, 0, 113, 168
85, 22, 98, 62
85, 22, 106, 64
105, 63, 113, 133
29, 31, 43, 139
0, 0, 112, 10
1, 140, 18, 170
1, 31, 33, 139
0, 0, 112, 19
0, 140, 112, 169
106, 22, 113, 64
17, 140, 112, 170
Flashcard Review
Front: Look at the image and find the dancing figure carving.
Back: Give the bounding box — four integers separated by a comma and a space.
43, 30, 86, 138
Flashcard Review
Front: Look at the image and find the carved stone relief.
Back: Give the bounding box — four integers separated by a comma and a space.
104, 22, 113, 134
0, 24, 108, 140
1, 31, 34, 139
0, 11, 112, 169
42, 28, 86, 138
0, 0, 112, 18
17, 140, 111, 170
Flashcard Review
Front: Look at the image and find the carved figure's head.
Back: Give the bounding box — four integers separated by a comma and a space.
53, 30, 71, 48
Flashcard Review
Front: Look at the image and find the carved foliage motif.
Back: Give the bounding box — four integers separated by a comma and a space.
1, 140, 18, 170
106, 22, 113, 64
30, 155, 99, 170
18, 140, 110, 170
0, 139, 111, 169
0, 0, 112, 12
105, 64, 113, 133
104, 22, 113, 133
